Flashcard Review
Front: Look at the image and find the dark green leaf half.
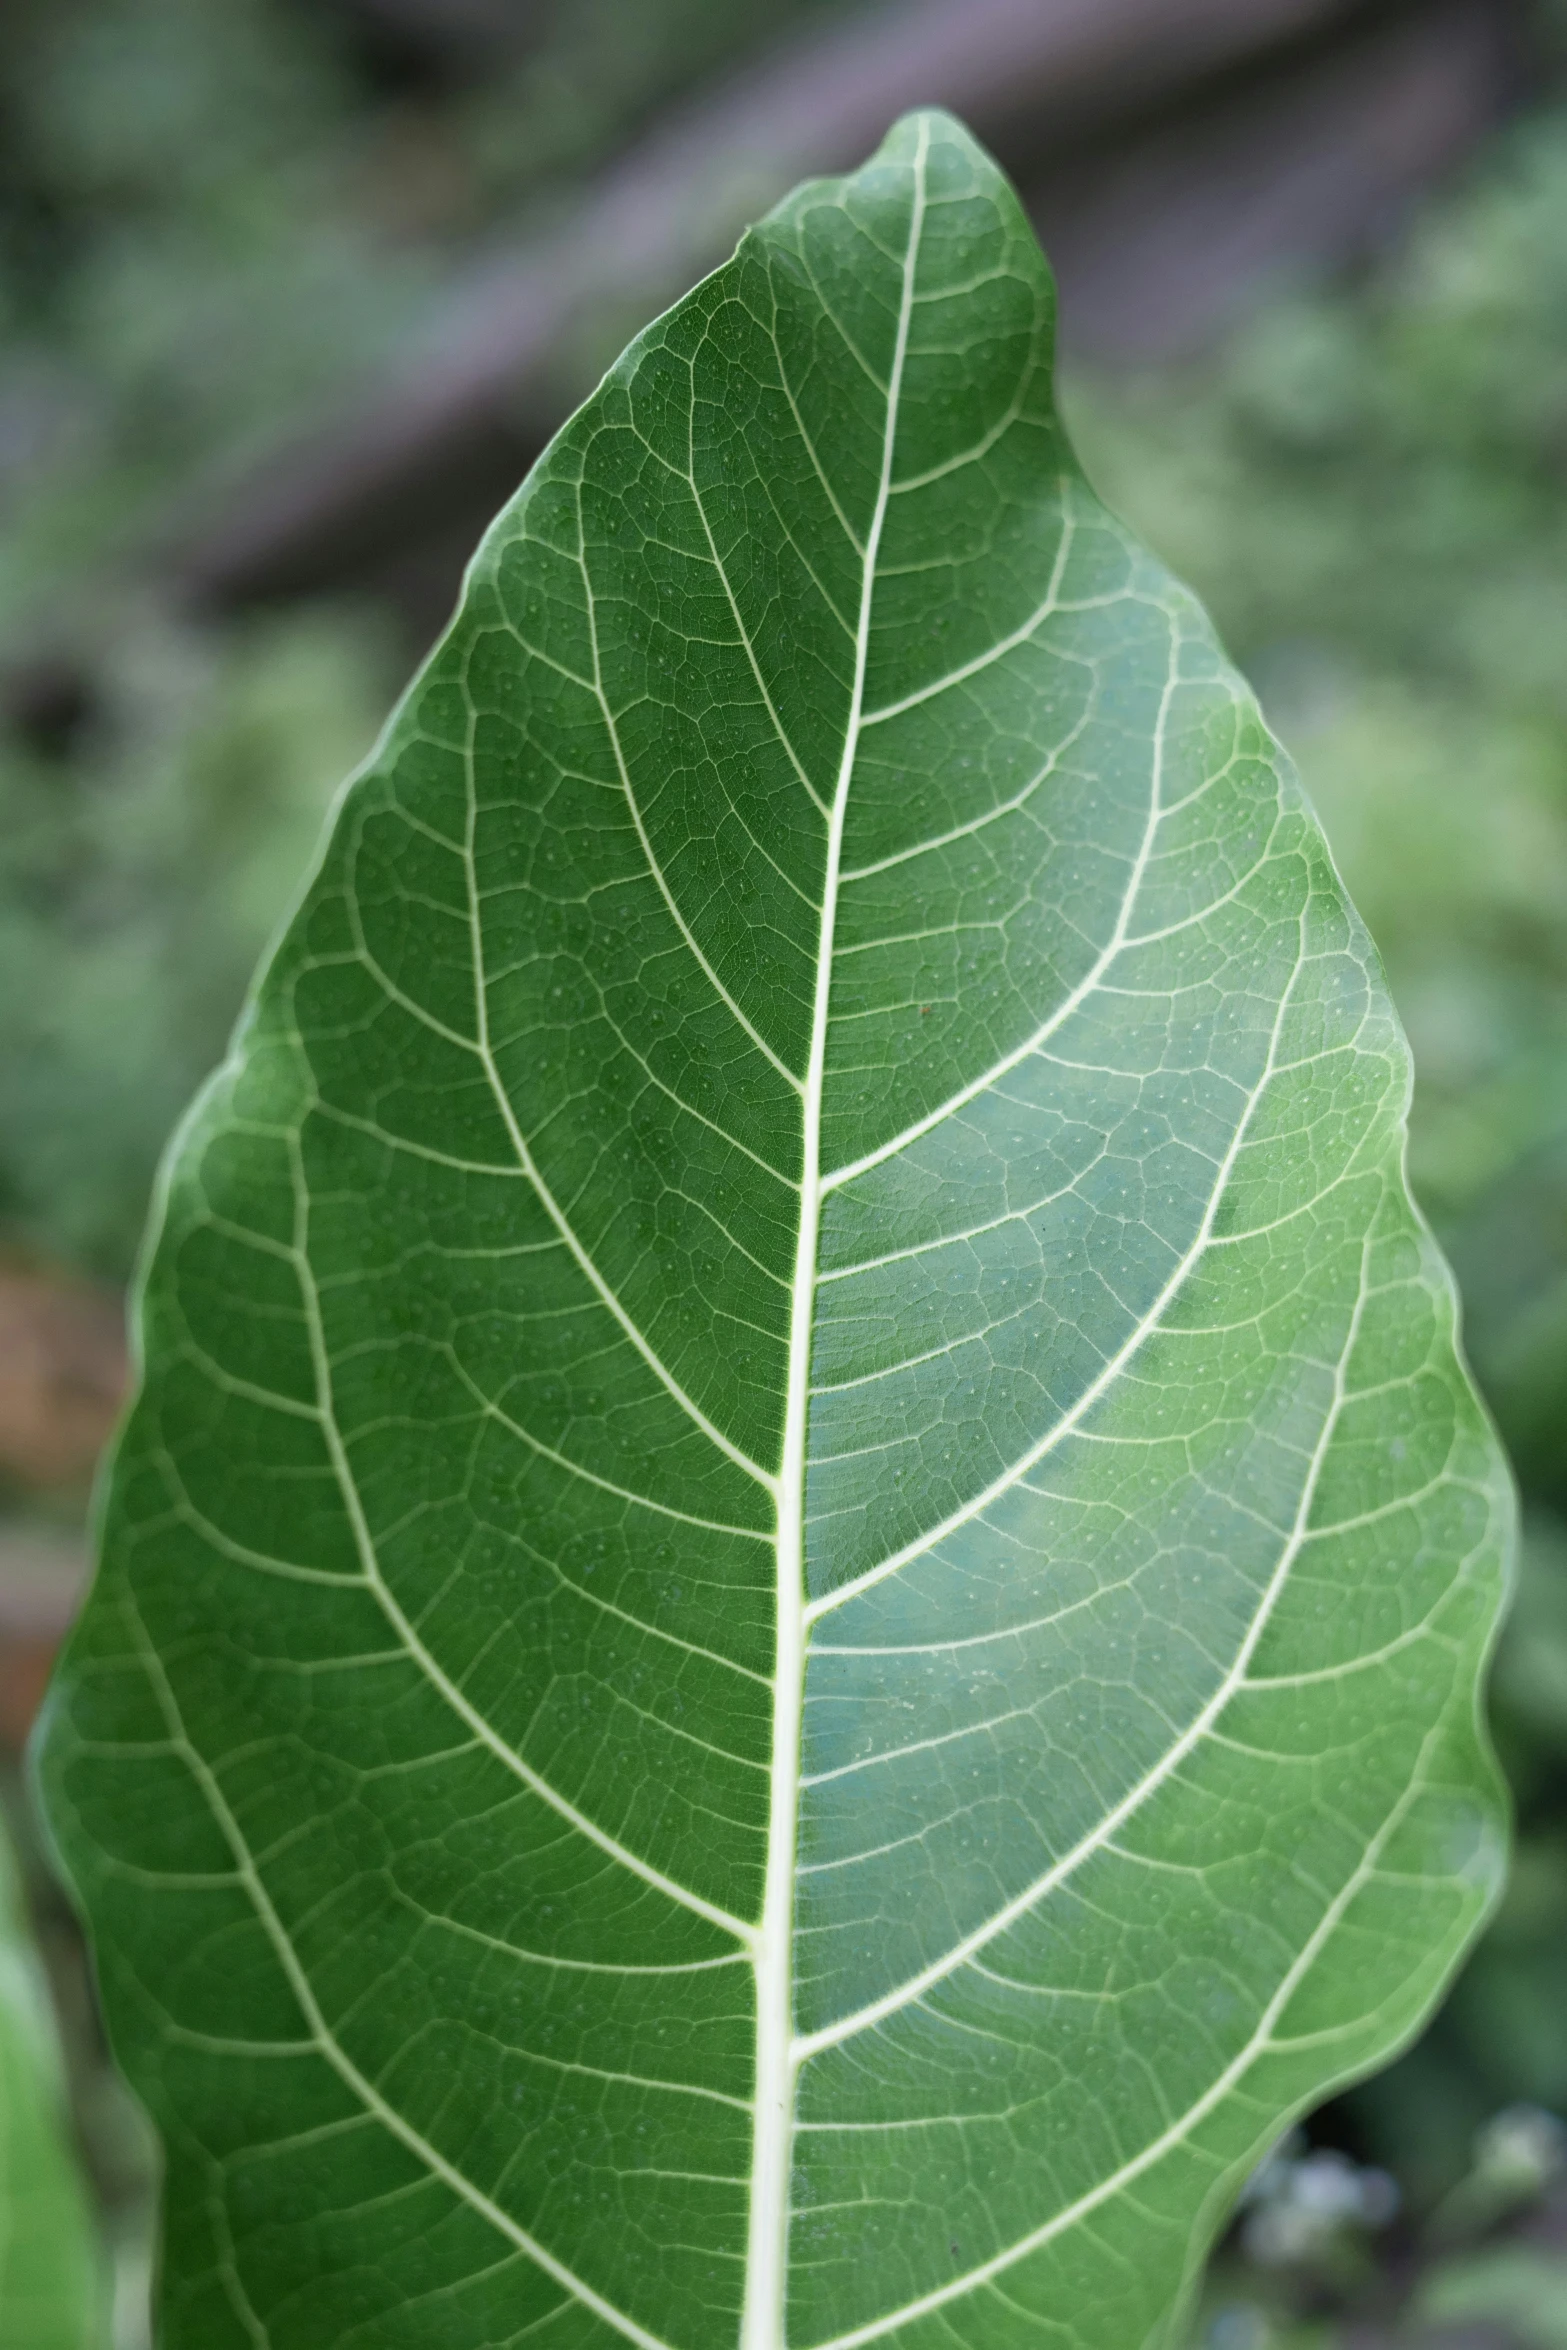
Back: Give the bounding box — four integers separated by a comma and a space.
38, 111, 1512, 2350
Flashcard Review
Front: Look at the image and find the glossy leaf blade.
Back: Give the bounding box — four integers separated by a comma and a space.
39, 111, 1510, 2350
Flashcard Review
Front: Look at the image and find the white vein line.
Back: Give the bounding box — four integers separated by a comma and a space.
814, 1164, 1090, 1285
791, 231, 891, 396
487, 622, 595, 698
1299, 1468, 1474, 1544
515, 1557, 773, 1692
836, 702, 1094, 885
299, 986, 770, 1482
1122, 816, 1285, 948
426, 1909, 748, 1978
161, 2027, 317, 2058
610, 1036, 803, 1187
1241, 1614, 1446, 1691
334, 892, 479, 1054
857, 485, 1075, 728
677, 385, 858, 648
169, 1339, 323, 1421
444, 1355, 770, 1542
124, 1604, 684, 2350
510, 933, 804, 1169
684, 461, 832, 819
287, 1137, 755, 1945
454, 722, 778, 1493
307, 1098, 530, 1179
572, 503, 806, 1093
808, 963, 1287, 1607
741, 119, 928, 2350
909, 260, 1020, 304
156, 1484, 365, 1590
802, 1713, 1444, 2350
818, 623, 1178, 1197
209, 2190, 276, 2350
496, 2047, 753, 2114
808, 1007, 1289, 1611
794, 1196, 1368, 2058
807, 1575, 1124, 1658
808, 772, 1247, 1631
767, 288, 866, 557
886, 368, 1030, 496
801, 1699, 1033, 1789
808, 1317, 1042, 1401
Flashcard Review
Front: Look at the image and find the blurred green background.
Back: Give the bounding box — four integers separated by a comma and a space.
2, 1, 1566, 2343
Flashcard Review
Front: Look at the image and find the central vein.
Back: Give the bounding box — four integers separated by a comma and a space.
740, 128, 928, 2350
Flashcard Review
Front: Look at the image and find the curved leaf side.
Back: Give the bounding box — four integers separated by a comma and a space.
0, 1819, 102, 2350
38, 112, 1511, 2350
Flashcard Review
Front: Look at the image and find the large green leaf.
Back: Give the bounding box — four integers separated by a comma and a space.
37, 111, 1511, 2350
0, 1818, 102, 2349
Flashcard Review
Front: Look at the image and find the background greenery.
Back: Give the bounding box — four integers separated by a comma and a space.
2, 2, 1566, 2343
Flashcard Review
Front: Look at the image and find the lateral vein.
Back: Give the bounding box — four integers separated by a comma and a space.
126, 1604, 687, 2350
288, 1138, 755, 1946
573, 496, 807, 1091
794, 1171, 1367, 2057
455, 692, 778, 1492
802, 1721, 1442, 2350
819, 613, 1176, 1196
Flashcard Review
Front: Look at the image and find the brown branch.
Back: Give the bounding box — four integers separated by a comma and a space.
167, 0, 1376, 609
1035, 0, 1518, 361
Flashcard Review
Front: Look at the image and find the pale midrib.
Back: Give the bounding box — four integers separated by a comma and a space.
739, 128, 929, 2350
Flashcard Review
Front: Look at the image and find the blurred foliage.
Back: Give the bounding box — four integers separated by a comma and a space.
0, 1812, 102, 2347
2, 2, 1567, 2345
0, 611, 393, 1272
1185, 2107, 1567, 2345
0, 0, 834, 639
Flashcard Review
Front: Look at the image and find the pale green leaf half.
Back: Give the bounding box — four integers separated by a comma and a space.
0, 1817, 102, 2349
38, 111, 1511, 2350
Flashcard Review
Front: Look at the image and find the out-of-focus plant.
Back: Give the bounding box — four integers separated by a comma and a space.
1188, 2106, 1567, 2346
0, 611, 393, 1273
0, 1813, 102, 2348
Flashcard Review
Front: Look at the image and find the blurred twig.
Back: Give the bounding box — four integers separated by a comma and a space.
0, 1263, 125, 1498
1033, 0, 1515, 360
168, 0, 1476, 617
